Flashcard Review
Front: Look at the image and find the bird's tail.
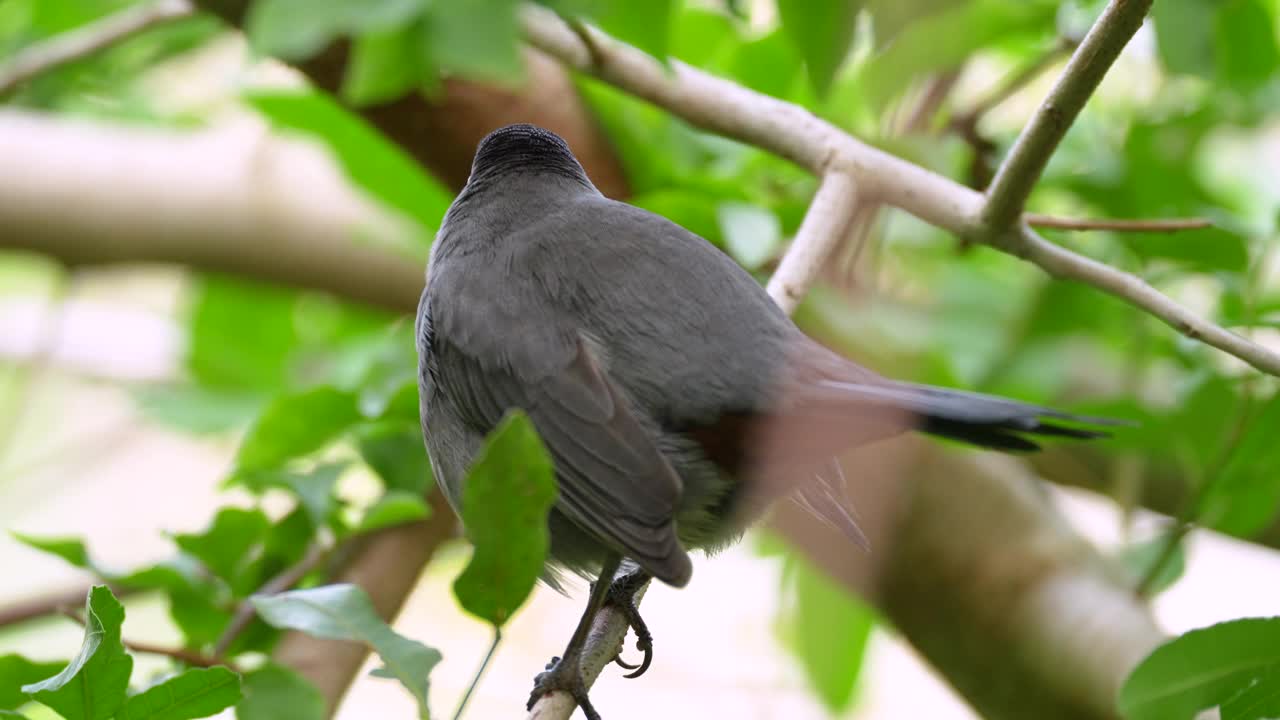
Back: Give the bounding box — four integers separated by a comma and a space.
815, 379, 1122, 451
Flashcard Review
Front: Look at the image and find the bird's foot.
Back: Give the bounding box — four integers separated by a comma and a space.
527, 655, 601, 720
605, 569, 654, 679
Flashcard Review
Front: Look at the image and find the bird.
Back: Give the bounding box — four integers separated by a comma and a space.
415, 123, 1117, 719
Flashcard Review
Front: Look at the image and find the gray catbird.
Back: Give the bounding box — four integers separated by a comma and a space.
416, 124, 1115, 718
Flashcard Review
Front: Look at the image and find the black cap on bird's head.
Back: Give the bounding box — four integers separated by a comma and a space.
467, 123, 592, 188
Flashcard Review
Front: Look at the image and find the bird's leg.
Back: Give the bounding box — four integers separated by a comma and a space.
605, 565, 654, 679
527, 552, 623, 720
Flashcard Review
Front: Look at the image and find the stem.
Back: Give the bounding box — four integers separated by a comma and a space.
452, 629, 502, 720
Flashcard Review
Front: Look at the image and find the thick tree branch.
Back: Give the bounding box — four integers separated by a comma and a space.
0, 0, 194, 95
519, 3, 1280, 378
981, 0, 1154, 230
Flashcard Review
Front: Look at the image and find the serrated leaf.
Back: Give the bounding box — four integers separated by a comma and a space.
116, 667, 241, 720
0, 656, 66, 711
236, 663, 325, 720
173, 508, 270, 586
10, 532, 92, 570
246, 89, 451, 235
424, 0, 523, 82
251, 585, 440, 719
235, 387, 360, 473
779, 551, 875, 712
453, 410, 557, 627
245, 0, 424, 61
717, 202, 782, 271
354, 491, 431, 534
776, 0, 863, 95
22, 586, 133, 720
1120, 618, 1280, 720
236, 464, 346, 527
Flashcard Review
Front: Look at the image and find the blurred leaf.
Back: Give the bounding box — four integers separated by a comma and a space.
133, 385, 264, 435
453, 411, 557, 627
1114, 535, 1185, 595
1199, 392, 1280, 536
237, 464, 346, 527
0, 656, 65, 711
729, 29, 803, 99
10, 532, 91, 569
246, 89, 451, 235
717, 202, 781, 270
236, 663, 325, 720
187, 276, 298, 393
357, 422, 433, 496
866, 0, 970, 47
115, 667, 241, 720
1120, 618, 1280, 720
776, 0, 862, 95
1152, 0, 1216, 77
858, 0, 1056, 109
669, 7, 736, 68
245, 0, 424, 60
174, 508, 269, 588
23, 586, 133, 720
424, 0, 522, 82
344, 20, 431, 106
779, 551, 874, 712
1214, 0, 1280, 91
251, 585, 440, 718
588, 0, 675, 62
353, 491, 431, 534
235, 387, 360, 473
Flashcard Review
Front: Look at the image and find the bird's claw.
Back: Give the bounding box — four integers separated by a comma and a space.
605, 571, 655, 679
527, 655, 600, 720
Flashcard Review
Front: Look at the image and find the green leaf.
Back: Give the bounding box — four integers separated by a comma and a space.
133, 384, 264, 435
729, 29, 803, 100
356, 422, 433, 495
251, 585, 441, 719
717, 202, 782, 271
1222, 665, 1280, 720
587, 0, 675, 62
344, 20, 431, 106
115, 667, 241, 720
235, 387, 360, 473
866, 0, 969, 48
10, 532, 92, 569
0, 711, 29, 718
1214, 0, 1280, 91
245, 0, 424, 61
424, 0, 523, 82
246, 89, 451, 234
0, 656, 66, 711
1152, 0, 1217, 77
453, 411, 558, 627
173, 508, 270, 586
236, 663, 325, 720
22, 586, 133, 720
1120, 618, 1280, 720
354, 490, 431, 534
1199, 392, 1280, 536
237, 464, 346, 527
1114, 535, 1186, 595
779, 552, 875, 712
187, 275, 299, 392
776, 0, 863, 95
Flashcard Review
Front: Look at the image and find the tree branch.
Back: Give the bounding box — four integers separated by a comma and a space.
980, 0, 1154, 230
767, 172, 861, 312
518, 3, 1280, 378
0, 0, 195, 95
1025, 214, 1213, 232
